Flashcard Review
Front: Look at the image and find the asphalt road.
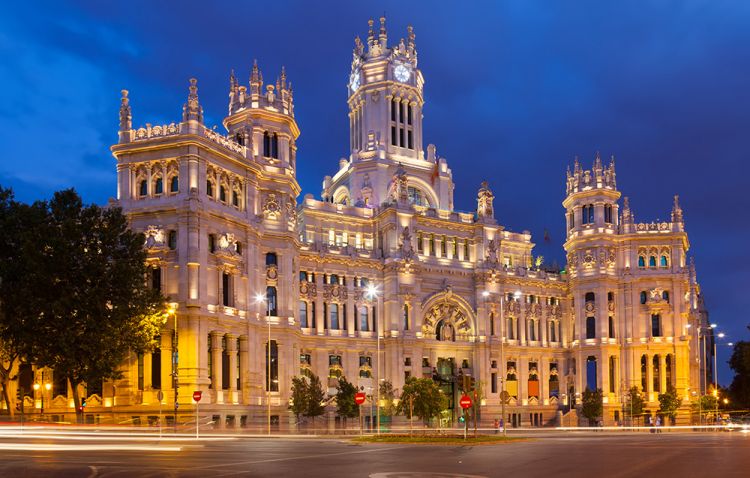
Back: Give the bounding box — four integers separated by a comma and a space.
0, 431, 748, 477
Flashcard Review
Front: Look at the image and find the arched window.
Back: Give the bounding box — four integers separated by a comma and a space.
660, 255, 669, 267
407, 186, 429, 207
604, 204, 613, 224
265, 252, 277, 266
139, 179, 148, 197
640, 291, 647, 304
219, 185, 227, 203
170, 176, 179, 193
154, 177, 163, 195
528, 319, 537, 341
649, 256, 657, 267
653, 355, 661, 392
232, 190, 240, 208
608, 316, 615, 338
206, 179, 214, 197
266, 286, 278, 316
586, 356, 597, 391
638, 256, 646, 268
588, 204, 595, 224
586, 316, 596, 339
263, 131, 270, 157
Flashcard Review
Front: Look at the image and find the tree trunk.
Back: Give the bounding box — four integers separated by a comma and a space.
70, 378, 82, 424
1, 381, 13, 418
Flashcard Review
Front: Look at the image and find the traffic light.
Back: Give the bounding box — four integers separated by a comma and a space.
458, 415, 465, 423
79, 398, 87, 412
469, 376, 476, 392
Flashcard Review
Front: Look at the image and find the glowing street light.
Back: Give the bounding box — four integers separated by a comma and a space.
364, 283, 382, 434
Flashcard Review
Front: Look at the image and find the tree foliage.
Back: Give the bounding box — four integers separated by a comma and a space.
289, 376, 308, 421
289, 372, 327, 423
625, 386, 645, 422
397, 377, 447, 425
306, 373, 327, 421
658, 385, 681, 420
0, 188, 167, 417
335, 376, 359, 419
379, 379, 397, 417
580, 388, 603, 425
728, 329, 750, 409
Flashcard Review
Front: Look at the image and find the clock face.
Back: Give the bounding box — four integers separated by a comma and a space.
349, 71, 360, 91
394, 64, 411, 82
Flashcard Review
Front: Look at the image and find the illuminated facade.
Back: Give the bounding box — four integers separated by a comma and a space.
8, 18, 711, 427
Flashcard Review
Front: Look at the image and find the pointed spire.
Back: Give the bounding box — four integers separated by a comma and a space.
228, 69, 239, 114
671, 194, 684, 223
407, 25, 415, 52
379, 16, 387, 47
182, 78, 203, 124
593, 151, 602, 170
250, 59, 263, 97
119, 89, 131, 132
573, 155, 580, 173
280, 66, 287, 91
367, 18, 375, 49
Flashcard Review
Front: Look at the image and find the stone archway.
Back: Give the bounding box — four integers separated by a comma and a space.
421, 288, 474, 341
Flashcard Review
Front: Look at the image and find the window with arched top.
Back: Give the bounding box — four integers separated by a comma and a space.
271, 133, 279, 159
170, 176, 178, 193
604, 204, 613, 224
154, 177, 163, 195
206, 179, 214, 198
219, 185, 227, 203
649, 256, 657, 267
638, 256, 646, 268
139, 179, 148, 197
640, 291, 647, 304
662, 290, 669, 303
660, 255, 669, 267
232, 190, 240, 208
407, 186, 430, 207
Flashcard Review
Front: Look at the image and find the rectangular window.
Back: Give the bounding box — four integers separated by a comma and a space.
417, 233, 423, 253
299, 302, 308, 328
151, 267, 162, 292
359, 306, 369, 332
399, 128, 404, 147
608, 316, 615, 338
452, 238, 458, 258
491, 372, 497, 393
391, 126, 397, 146
330, 303, 339, 330
441, 235, 447, 256
222, 273, 231, 307
407, 130, 413, 149
407, 104, 413, 125
463, 240, 470, 261
266, 340, 279, 392
651, 314, 661, 337
586, 316, 596, 339
429, 235, 435, 255
137, 353, 144, 391
151, 344, 161, 390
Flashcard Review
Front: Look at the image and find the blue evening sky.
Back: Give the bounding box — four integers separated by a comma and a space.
1, 1, 748, 382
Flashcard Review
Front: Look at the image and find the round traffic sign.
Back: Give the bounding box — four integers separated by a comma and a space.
193, 390, 202, 402
459, 394, 472, 409
354, 392, 366, 405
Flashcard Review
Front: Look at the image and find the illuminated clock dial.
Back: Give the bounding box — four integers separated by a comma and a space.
350, 70, 360, 91
394, 64, 411, 82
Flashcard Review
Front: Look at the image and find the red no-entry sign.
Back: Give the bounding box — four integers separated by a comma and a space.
459, 394, 472, 409
193, 390, 202, 402
354, 392, 366, 405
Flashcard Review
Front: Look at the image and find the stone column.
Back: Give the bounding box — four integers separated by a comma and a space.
659, 354, 667, 395
239, 335, 250, 404
210, 331, 223, 403
346, 289, 355, 337
227, 334, 238, 404
645, 354, 653, 400
160, 334, 173, 398
314, 277, 324, 336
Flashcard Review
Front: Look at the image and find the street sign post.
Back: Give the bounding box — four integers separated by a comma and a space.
157, 390, 164, 438
355, 392, 366, 435
193, 391, 202, 439
459, 395, 472, 440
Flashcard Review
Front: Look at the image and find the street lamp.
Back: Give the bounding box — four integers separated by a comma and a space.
365, 283, 381, 435
166, 303, 178, 432
255, 292, 272, 436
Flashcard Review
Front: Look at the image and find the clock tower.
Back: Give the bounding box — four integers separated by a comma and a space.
324, 17, 454, 211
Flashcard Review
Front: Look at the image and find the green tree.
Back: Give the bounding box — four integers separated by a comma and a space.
624, 386, 645, 425
397, 377, 447, 425
658, 385, 681, 424
20, 190, 166, 419
289, 376, 309, 422
379, 379, 397, 417
728, 329, 750, 409
306, 373, 326, 423
335, 376, 359, 421
580, 388, 603, 426
691, 394, 718, 422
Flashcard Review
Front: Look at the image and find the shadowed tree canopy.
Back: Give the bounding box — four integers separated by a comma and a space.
335, 376, 359, 420
0, 188, 167, 416
728, 328, 750, 409
397, 377, 447, 425
580, 388, 603, 426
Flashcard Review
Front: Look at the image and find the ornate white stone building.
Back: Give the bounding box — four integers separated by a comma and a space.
9, 18, 713, 428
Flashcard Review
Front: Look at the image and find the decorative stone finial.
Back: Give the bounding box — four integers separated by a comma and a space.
119, 89, 131, 132
182, 78, 203, 124
477, 181, 495, 219
671, 194, 683, 223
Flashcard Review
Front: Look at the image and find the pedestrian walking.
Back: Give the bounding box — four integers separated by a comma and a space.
655, 416, 662, 433
494, 419, 499, 434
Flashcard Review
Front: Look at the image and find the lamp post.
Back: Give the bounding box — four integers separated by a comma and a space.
33, 383, 40, 418
687, 322, 718, 426
365, 283, 380, 435
255, 292, 272, 436
492, 290, 508, 437
167, 303, 178, 432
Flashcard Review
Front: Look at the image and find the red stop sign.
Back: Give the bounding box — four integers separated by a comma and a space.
459, 394, 472, 409
354, 392, 366, 405
193, 390, 202, 402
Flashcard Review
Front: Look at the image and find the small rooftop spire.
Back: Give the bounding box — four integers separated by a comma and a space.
119, 89, 131, 132
367, 19, 375, 47
182, 78, 203, 124
379, 16, 387, 45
